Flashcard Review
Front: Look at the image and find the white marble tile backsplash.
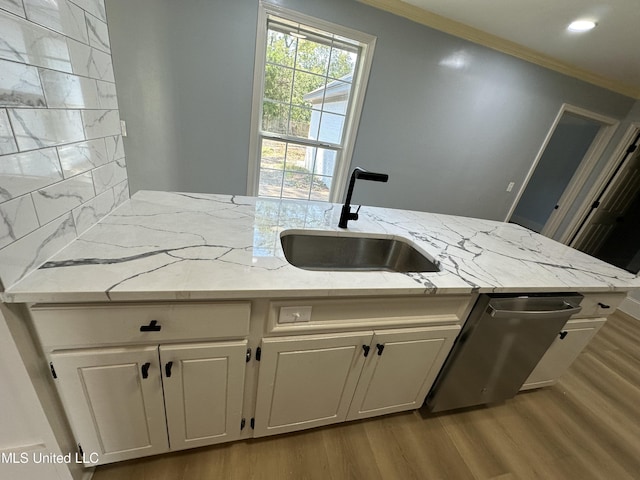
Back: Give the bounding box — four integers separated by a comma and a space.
92, 157, 127, 195
39, 69, 101, 109
113, 178, 129, 206
9, 108, 85, 149
0, 109, 19, 154
0, 211, 77, 288
0, 148, 64, 200
0, 13, 73, 73
85, 12, 110, 53
0, 4, 129, 290
0, 194, 39, 249
69, 0, 105, 22
82, 109, 120, 139
24, 0, 89, 44
0, 0, 26, 17
72, 187, 114, 235
105, 134, 124, 161
57, 138, 108, 177
67, 37, 114, 81
0, 59, 46, 108
96, 80, 118, 109
31, 171, 95, 224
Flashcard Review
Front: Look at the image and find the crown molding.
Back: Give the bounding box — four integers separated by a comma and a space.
358, 0, 640, 99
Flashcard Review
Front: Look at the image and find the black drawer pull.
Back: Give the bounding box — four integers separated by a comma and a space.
140, 320, 161, 332
376, 344, 385, 356
362, 345, 370, 357
559, 331, 568, 340
165, 361, 173, 378
141, 362, 151, 379
597, 302, 610, 309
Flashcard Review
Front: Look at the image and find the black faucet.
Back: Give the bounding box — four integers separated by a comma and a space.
338, 167, 389, 228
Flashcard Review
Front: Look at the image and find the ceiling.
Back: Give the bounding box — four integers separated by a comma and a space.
360, 0, 640, 98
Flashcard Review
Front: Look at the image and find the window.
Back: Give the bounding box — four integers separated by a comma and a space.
248, 4, 376, 202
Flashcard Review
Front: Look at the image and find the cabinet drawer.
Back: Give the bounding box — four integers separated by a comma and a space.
575, 292, 626, 318
267, 295, 473, 334
30, 302, 250, 348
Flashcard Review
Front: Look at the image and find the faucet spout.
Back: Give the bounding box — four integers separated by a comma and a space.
338, 167, 389, 228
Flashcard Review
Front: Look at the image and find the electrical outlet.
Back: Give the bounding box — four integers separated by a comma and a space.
506, 181, 515, 192
279, 306, 312, 323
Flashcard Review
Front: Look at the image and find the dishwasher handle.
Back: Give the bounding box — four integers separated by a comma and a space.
488, 302, 581, 319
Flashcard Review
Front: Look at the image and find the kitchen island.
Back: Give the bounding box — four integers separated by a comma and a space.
2, 191, 638, 466
3, 190, 639, 303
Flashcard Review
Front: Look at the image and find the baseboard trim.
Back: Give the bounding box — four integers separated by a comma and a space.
619, 296, 640, 320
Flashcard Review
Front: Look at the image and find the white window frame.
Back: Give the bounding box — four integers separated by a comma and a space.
247, 2, 376, 202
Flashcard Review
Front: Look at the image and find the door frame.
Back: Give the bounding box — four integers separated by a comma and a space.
505, 103, 619, 240
568, 122, 640, 247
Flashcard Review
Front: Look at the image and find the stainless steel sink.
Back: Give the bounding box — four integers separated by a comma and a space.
280, 231, 440, 273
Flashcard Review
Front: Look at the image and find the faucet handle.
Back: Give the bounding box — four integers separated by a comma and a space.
349, 207, 359, 221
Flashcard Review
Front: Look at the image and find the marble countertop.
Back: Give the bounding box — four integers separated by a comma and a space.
3, 190, 639, 303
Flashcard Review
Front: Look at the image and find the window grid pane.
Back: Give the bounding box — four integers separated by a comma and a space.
259, 18, 361, 201
259, 137, 338, 201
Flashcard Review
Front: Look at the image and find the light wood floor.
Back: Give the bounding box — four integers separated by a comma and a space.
93, 311, 640, 480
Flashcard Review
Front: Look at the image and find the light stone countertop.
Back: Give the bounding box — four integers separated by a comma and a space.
3, 190, 639, 303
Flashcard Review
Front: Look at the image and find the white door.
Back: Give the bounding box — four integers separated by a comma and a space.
521, 318, 606, 390
253, 331, 372, 437
51, 346, 168, 465
347, 326, 459, 421
572, 136, 640, 255
160, 341, 247, 450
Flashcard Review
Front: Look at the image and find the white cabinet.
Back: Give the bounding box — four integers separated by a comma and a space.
520, 292, 622, 391
51, 346, 169, 464
52, 341, 247, 464
347, 326, 459, 421
160, 341, 247, 450
32, 302, 251, 465
521, 318, 606, 390
253, 325, 460, 437
253, 332, 370, 437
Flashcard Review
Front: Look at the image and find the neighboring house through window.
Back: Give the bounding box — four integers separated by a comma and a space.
247, 3, 376, 202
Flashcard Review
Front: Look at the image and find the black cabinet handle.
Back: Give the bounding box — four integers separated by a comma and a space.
362, 345, 370, 357
165, 361, 173, 378
559, 331, 568, 340
141, 362, 151, 379
597, 302, 610, 309
140, 320, 161, 332
376, 344, 385, 356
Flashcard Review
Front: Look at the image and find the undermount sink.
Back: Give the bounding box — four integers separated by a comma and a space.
280, 231, 440, 273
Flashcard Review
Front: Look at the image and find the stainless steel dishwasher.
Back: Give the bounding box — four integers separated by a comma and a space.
426, 293, 583, 412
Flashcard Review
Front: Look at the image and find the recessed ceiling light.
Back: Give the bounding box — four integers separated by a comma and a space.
567, 20, 597, 33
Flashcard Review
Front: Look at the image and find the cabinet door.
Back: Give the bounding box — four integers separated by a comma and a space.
160, 341, 247, 450
253, 331, 372, 437
521, 318, 606, 390
51, 346, 168, 465
347, 326, 460, 421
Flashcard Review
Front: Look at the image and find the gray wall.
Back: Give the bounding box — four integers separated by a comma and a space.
105, 0, 257, 195
105, 0, 635, 221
